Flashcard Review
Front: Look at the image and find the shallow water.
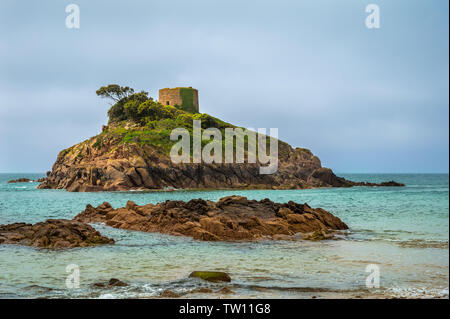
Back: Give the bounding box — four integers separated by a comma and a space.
0, 173, 448, 299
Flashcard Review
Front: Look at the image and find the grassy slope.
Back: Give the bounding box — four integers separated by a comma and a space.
60, 103, 292, 161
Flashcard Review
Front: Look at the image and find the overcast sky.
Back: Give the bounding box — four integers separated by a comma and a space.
0, 0, 448, 173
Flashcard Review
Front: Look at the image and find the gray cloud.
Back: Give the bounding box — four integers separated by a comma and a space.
0, 0, 448, 172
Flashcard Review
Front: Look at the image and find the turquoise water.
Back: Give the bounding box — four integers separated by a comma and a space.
0, 173, 448, 298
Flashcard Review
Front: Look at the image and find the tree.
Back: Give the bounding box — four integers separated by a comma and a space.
96, 84, 135, 103
96, 84, 150, 123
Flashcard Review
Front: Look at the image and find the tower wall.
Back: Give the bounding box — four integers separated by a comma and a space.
158, 87, 199, 113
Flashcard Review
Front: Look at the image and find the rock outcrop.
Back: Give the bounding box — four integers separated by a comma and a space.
8, 178, 33, 183
0, 219, 114, 248
189, 271, 232, 282
74, 196, 348, 241
93, 278, 128, 288
8, 178, 45, 183
37, 94, 404, 192
37, 130, 403, 192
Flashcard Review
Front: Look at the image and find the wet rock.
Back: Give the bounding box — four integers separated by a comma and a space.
0, 219, 114, 248
92, 278, 128, 288
378, 181, 405, 187
74, 196, 348, 241
108, 278, 128, 287
189, 271, 232, 283
217, 287, 234, 294
8, 178, 33, 183
8, 177, 46, 183
189, 287, 214, 294
302, 230, 335, 241
160, 289, 181, 298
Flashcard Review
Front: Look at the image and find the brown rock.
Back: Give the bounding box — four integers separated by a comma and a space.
189, 271, 232, 282
74, 196, 348, 241
37, 123, 404, 192
217, 287, 234, 294
189, 287, 214, 294
8, 178, 33, 183
0, 219, 114, 248
160, 289, 181, 298
108, 278, 128, 287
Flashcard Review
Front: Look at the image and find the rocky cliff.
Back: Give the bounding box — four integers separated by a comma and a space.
38, 132, 353, 192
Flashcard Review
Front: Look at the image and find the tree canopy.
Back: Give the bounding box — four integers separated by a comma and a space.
96, 84, 152, 122
96, 84, 136, 103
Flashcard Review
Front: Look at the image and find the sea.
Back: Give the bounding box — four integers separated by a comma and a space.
0, 173, 448, 299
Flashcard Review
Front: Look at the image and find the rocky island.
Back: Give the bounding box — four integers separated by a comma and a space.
38, 85, 404, 192
74, 196, 348, 241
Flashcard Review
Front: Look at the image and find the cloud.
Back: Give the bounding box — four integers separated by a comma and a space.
0, 0, 448, 172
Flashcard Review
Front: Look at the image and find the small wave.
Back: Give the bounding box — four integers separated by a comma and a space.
231, 283, 354, 293
361, 237, 449, 249
395, 240, 449, 249
385, 286, 449, 299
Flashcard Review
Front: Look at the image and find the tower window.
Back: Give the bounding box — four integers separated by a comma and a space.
166, 101, 170, 105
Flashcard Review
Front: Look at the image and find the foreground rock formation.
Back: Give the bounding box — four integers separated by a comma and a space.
0, 219, 114, 248
74, 196, 348, 241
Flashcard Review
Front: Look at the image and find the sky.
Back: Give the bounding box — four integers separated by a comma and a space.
0, 0, 448, 173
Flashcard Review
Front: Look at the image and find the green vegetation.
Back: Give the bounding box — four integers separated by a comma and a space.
95, 84, 284, 158
96, 84, 150, 123
178, 87, 197, 113
96, 84, 136, 102
188, 271, 231, 282
93, 137, 103, 149
105, 110, 234, 155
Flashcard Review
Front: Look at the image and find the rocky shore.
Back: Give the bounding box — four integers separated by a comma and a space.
0, 219, 114, 248
74, 196, 348, 241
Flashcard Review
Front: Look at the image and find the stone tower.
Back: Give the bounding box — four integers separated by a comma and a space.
158, 87, 199, 113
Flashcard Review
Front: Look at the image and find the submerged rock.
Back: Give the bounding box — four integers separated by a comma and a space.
74, 196, 348, 241
8, 178, 33, 183
93, 278, 128, 288
0, 219, 114, 248
159, 289, 181, 298
301, 230, 335, 241
217, 287, 234, 294
108, 278, 128, 287
189, 287, 214, 294
189, 271, 232, 283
